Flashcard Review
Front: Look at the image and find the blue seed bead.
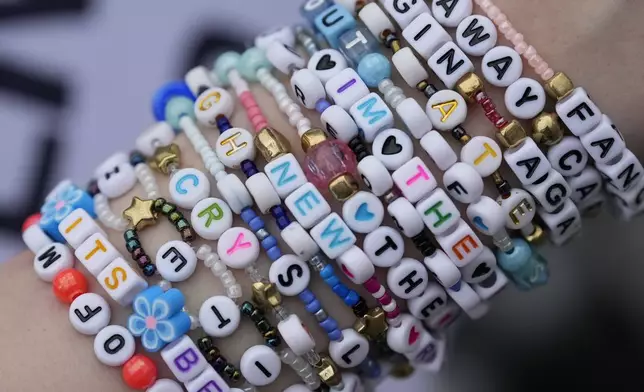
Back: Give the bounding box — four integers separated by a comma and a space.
450, 281, 462, 291
241, 159, 259, 178
314, 5, 356, 49
315, 98, 332, 114
214, 51, 241, 86
266, 246, 282, 261
320, 264, 335, 279
276, 215, 291, 231
328, 328, 343, 341
359, 356, 382, 378
299, 289, 315, 304
129, 151, 146, 167
216, 115, 232, 132
358, 53, 392, 88
240, 207, 256, 224
497, 238, 549, 291
261, 235, 278, 250
338, 27, 380, 66
249, 216, 265, 232
320, 317, 338, 332
324, 274, 340, 287
152, 81, 194, 126
300, 0, 333, 25
332, 283, 349, 298
343, 290, 360, 306
305, 299, 322, 313
238, 47, 272, 82
143, 264, 156, 277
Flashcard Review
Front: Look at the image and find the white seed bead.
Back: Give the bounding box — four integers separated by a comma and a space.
227, 284, 243, 299
212, 261, 228, 277
94, 194, 128, 231
221, 270, 236, 286
204, 253, 219, 267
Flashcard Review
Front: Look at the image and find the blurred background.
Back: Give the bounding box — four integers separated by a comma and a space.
3, 1, 644, 391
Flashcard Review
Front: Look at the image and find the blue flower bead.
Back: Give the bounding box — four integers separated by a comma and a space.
39, 181, 95, 242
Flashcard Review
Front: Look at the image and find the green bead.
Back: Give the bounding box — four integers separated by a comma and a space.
240, 301, 254, 316
256, 319, 271, 334
176, 218, 189, 231
161, 202, 177, 215
169, 211, 182, 224
231, 369, 242, 382
126, 239, 141, 253
153, 198, 166, 211
214, 51, 241, 86
250, 308, 264, 323
237, 47, 272, 82
263, 327, 277, 340
124, 229, 138, 241
165, 96, 195, 131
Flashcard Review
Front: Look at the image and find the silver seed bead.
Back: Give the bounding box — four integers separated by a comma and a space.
256, 228, 270, 241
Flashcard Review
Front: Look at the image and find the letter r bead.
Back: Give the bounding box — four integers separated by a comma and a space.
436, 219, 483, 267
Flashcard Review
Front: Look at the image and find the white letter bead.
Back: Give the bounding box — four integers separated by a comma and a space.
525, 169, 572, 213
194, 87, 235, 128
446, 281, 481, 317
363, 226, 405, 267
191, 197, 233, 240
407, 282, 448, 319
597, 149, 644, 192
136, 122, 175, 157
481, 46, 523, 87
424, 300, 461, 330
459, 245, 496, 284
217, 228, 260, 269
290, 68, 326, 109
357, 155, 393, 196
580, 115, 625, 165
504, 138, 552, 185
23, 223, 52, 254
284, 386, 309, 392
403, 12, 452, 60
504, 78, 546, 120
350, 93, 395, 142
539, 199, 581, 246
426, 89, 468, 130
97, 257, 148, 306
607, 179, 644, 217
265, 153, 308, 199
185, 66, 214, 96
95, 152, 137, 199
199, 296, 241, 338
255, 26, 296, 50
185, 366, 230, 392
436, 219, 483, 266
406, 329, 446, 373
432, 0, 473, 27
381, 0, 430, 28
329, 328, 370, 368
388, 197, 425, 237
148, 379, 184, 392
308, 49, 348, 84
416, 189, 461, 235
161, 335, 208, 382
473, 267, 508, 300
456, 15, 498, 57
392, 157, 438, 203
460, 136, 503, 177
547, 136, 589, 177
386, 314, 424, 354
245, 173, 281, 213
281, 222, 320, 260
359, 3, 394, 41
215, 127, 256, 169
336, 245, 375, 285
33, 243, 74, 282
396, 97, 433, 139
556, 87, 603, 136
428, 42, 475, 89
269, 254, 311, 296
443, 162, 484, 204
466, 195, 505, 236
342, 191, 384, 233
285, 182, 332, 229
277, 315, 316, 356
156, 240, 198, 282
93, 325, 135, 366
75, 233, 121, 276
320, 104, 359, 143
420, 130, 458, 170
424, 250, 461, 288
326, 68, 370, 110
392, 47, 429, 89
497, 189, 537, 230
311, 213, 356, 259
240, 345, 281, 386
217, 173, 253, 214
266, 41, 306, 75
387, 258, 429, 299
372, 128, 415, 171
69, 292, 111, 335
58, 208, 104, 249
569, 167, 603, 204
169, 168, 210, 209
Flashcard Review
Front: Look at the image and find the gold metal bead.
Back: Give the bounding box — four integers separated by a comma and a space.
149, 143, 181, 175
524, 224, 545, 243
390, 361, 415, 378
532, 112, 564, 146
328, 174, 359, 202
123, 197, 157, 230
455, 72, 484, 103
544, 72, 574, 101
496, 120, 528, 149
251, 282, 282, 309
255, 127, 291, 162
353, 307, 388, 340
300, 128, 328, 152
314, 355, 342, 387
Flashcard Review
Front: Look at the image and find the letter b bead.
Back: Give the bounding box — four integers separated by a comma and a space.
161, 335, 208, 382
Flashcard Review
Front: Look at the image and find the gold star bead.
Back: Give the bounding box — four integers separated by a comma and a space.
149, 143, 181, 175
353, 307, 388, 340
123, 197, 157, 230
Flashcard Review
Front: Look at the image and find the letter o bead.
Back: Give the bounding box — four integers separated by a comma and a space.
94, 325, 136, 367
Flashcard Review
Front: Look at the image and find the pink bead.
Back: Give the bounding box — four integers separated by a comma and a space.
379, 293, 393, 306
363, 276, 381, 293
479, 0, 493, 11
385, 306, 401, 319
487, 5, 501, 18
515, 42, 528, 54
525, 45, 537, 60
499, 21, 512, 34
494, 13, 508, 25
510, 33, 524, 47
541, 68, 555, 81
303, 139, 358, 191
529, 54, 543, 68
535, 61, 549, 74
240, 91, 269, 133
506, 28, 518, 39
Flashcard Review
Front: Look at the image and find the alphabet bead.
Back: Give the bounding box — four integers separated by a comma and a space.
22, 214, 53, 254
396, 97, 433, 139
497, 188, 537, 230
357, 155, 394, 196
69, 292, 111, 335
406, 329, 446, 373
446, 281, 481, 318
386, 314, 424, 354
339, 27, 381, 67
481, 46, 523, 87
245, 172, 281, 213
456, 15, 497, 57
285, 182, 332, 229
308, 48, 348, 84
431, 0, 473, 27
329, 328, 370, 368
136, 122, 175, 157
265, 154, 308, 199
546, 136, 589, 177
459, 245, 496, 284
194, 86, 234, 128
503, 138, 551, 185
504, 78, 546, 120
199, 296, 241, 338
350, 93, 395, 143
402, 12, 452, 60
240, 345, 282, 386
291, 68, 326, 109
538, 199, 581, 246
373, 129, 415, 171
314, 5, 357, 49
58, 208, 104, 249
168, 168, 210, 209
388, 197, 425, 237
277, 314, 316, 355
185, 66, 214, 96
342, 191, 385, 233
363, 226, 405, 267
281, 222, 320, 260
325, 68, 369, 110
435, 219, 483, 267
266, 41, 306, 75
156, 240, 198, 282
147, 379, 183, 392
387, 258, 429, 299
424, 300, 461, 331
382, 0, 430, 28
555, 87, 602, 136
580, 115, 625, 165
33, 242, 74, 282
525, 169, 572, 213
596, 149, 644, 192
443, 162, 484, 204
161, 335, 208, 382
94, 325, 136, 366
473, 267, 508, 300
407, 282, 448, 320
311, 213, 356, 259
191, 197, 233, 240
215, 127, 256, 169
428, 42, 475, 89
424, 250, 461, 288
392, 47, 430, 89
392, 157, 438, 203
95, 152, 138, 199
320, 104, 359, 143
301, 0, 333, 24
466, 195, 505, 236
75, 232, 121, 276
336, 245, 375, 285
269, 254, 311, 296
420, 131, 458, 171
216, 173, 253, 214
416, 188, 461, 235
185, 366, 230, 392
460, 136, 503, 177
97, 257, 148, 306
425, 89, 468, 130
256, 25, 296, 50
217, 227, 260, 269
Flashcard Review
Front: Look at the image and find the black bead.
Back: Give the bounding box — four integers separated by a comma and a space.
450, 126, 468, 141
223, 364, 237, 379
86, 179, 100, 197
411, 231, 437, 257
142, 264, 156, 277
240, 301, 255, 316
352, 297, 368, 318
348, 136, 370, 162
213, 356, 227, 372
422, 83, 439, 99
266, 337, 281, 348
250, 308, 265, 323
129, 150, 146, 166
153, 198, 166, 211
197, 336, 213, 351
256, 319, 271, 334
496, 180, 512, 198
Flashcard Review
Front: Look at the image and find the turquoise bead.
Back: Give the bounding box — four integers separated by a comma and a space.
357, 53, 392, 88
237, 47, 272, 82
496, 238, 549, 291
214, 51, 241, 86
165, 96, 195, 131
314, 5, 356, 49
152, 81, 194, 125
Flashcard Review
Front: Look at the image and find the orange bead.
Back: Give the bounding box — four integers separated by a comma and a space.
122, 354, 157, 390
52, 268, 88, 304
22, 213, 41, 232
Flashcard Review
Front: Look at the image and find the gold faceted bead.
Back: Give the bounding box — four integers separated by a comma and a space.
149, 143, 181, 175
455, 72, 484, 103
123, 197, 157, 230
251, 282, 282, 309
255, 127, 291, 162
496, 120, 528, 149
532, 112, 564, 146
353, 307, 388, 340
329, 174, 359, 202
544, 71, 574, 101
301, 128, 328, 152
314, 355, 342, 387
524, 223, 545, 244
